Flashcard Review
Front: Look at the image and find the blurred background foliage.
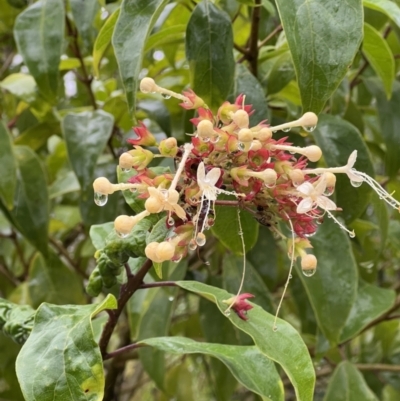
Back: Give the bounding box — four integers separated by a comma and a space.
1, 0, 400, 400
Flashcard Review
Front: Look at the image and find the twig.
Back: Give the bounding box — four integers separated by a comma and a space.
138, 281, 177, 289
99, 258, 153, 356
234, 43, 249, 55
247, 0, 262, 76
349, 55, 369, 89
104, 342, 145, 360
0, 50, 15, 78
0, 262, 19, 286
49, 237, 88, 278
356, 364, 400, 372
9, 231, 29, 277
258, 24, 283, 49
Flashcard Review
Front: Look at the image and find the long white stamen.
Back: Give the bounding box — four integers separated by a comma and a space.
224, 208, 247, 315
270, 112, 318, 132
170, 143, 193, 190
273, 212, 295, 331
325, 210, 355, 238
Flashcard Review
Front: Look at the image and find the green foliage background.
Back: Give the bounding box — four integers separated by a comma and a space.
1, 0, 400, 400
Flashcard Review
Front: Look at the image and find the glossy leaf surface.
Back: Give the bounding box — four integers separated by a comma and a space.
186, 1, 235, 110
112, 0, 169, 118
16, 294, 117, 401
177, 281, 315, 401
140, 336, 284, 401
0, 121, 16, 209
275, 0, 363, 113
363, 0, 400, 27
14, 0, 64, 102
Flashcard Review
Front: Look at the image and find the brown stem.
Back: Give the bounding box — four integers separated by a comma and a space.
99, 258, 153, 356
138, 281, 177, 289
49, 237, 88, 279
349, 55, 369, 89
356, 364, 400, 372
234, 43, 249, 55
0, 262, 19, 287
9, 231, 29, 277
258, 24, 283, 49
247, 0, 262, 76
104, 342, 145, 360
0, 50, 15, 78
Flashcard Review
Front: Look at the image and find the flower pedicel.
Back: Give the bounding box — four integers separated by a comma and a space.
93, 78, 400, 327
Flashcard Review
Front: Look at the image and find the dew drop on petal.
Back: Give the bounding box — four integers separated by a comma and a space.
173, 256, 182, 263
161, 93, 171, 99
282, 127, 291, 132
130, 187, 137, 193
237, 141, 245, 151
201, 136, 210, 143
168, 216, 175, 226
188, 239, 197, 251
303, 125, 316, 132
302, 268, 316, 277
116, 230, 129, 239
304, 231, 317, 238
196, 232, 206, 246
210, 135, 220, 144
121, 167, 131, 173
350, 180, 362, 188
324, 187, 334, 196
94, 192, 108, 206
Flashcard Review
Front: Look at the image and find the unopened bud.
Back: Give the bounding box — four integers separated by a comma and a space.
197, 120, 214, 138
119, 153, 134, 170
303, 145, 322, 162
301, 254, 317, 270
289, 169, 305, 185
155, 241, 175, 261
325, 172, 336, 188
145, 242, 163, 263
145, 196, 163, 214
233, 109, 249, 128
140, 77, 157, 93
93, 177, 114, 195
114, 215, 134, 236
257, 127, 272, 142
159, 137, 178, 157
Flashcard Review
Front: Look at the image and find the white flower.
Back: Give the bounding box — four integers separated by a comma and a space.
296, 175, 337, 214
197, 162, 222, 201
344, 150, 363, 183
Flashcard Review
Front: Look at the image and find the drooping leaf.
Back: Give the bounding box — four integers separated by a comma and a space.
70, 0, 100, 53
144, 24, 186, 53
177, 281, 315, 401
296, 218, 358, 344
363, 23, 394, 98
7, 146, 49, 256
62, 110, 114, 191
139, 337, 284, 401
234, 63, 270, 126
212, 199, 259, 254
323, 361, 379, 401
0, 121, 17, 209
186, 0, 235, 110
14, 0, 64, 103
340, 280, 395, 342
112, 0, 169, 119
364, 79, 400, 177
313, 114, 374, 223
27, 252, 85, 308
16, 294, 117, 401
93, 8, 120, 78
0, 73, 37, 103
363, 0, 400, 28
275, 0, 363, 113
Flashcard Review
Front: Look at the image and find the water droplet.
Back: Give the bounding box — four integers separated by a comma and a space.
207, 218, 215, 227
272, 325, 278, 332
173, 256, 182, 263
349, 231, 356, 238
129, 187, 137, 193
324, 187, 334, 196
94, 192, 108, 206
289, 274, 292, 279
303, 125, 316, 132
224, 310, 231, 317
161, 93, 171, 99
116, 230, 129, 239
304, 231, 317, 238
237, 141, 245, 151
168, 217, 175, 226
121, 167, 131, 173
160, 188, 168, 199
188, 239, 197, 251
196, 232, 206, 246
282, 127, 291, 132
210, 135, 220, 144
168, 296, 174, 301
272, 130, 277, 134
350, 179, 362, 188
201, 136, 210, 143
302, 268, 316, 277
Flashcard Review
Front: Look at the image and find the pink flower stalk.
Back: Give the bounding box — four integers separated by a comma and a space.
128, 121, 157, 147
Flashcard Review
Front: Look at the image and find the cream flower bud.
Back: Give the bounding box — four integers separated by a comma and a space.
155, 241, 175, 261
251, 140, 262, 151
325, 172, 336, 188
232, 109, 249, 128
289, 169, 305, 185
301, 254, 317, 271
238, 128, 254, 143
119, 152, 134, 170
258, 127, 272, 142
303, 145, 322, 162
145, 242, 163, 263
93, 177, 115, 195
140, 77, 157, 93
145, 196, 163, 214
300, 112, 318, 129
114, 215, 135, 236
197, 120, 214, 138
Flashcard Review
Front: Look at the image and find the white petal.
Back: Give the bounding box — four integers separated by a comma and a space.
197, 162, 206, 186
314, 175, 327, 195
206, 168, 221, 186
297, 198, 314, 214
316, 196, 337, 210
347, 150, 358, 169
297, 182, 314, 196
346, 169, 363, 182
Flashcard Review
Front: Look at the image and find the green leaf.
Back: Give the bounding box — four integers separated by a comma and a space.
223, 254, 274, 314
275, 0, 363, 113
144, 24, 186, 53
340, 280, 395, 342
90, 222, 114, 250
0, 121, 17, 209
14, 120, 61, 150
211, 201, 259, 254
27, 252, 85, 308
186, 0, 235, 111
364, 79, 400, 177
0, 73, 37, 102
10, 146, 49, 256
177, 281, 315, 401
62, 110, 114, 191
363, 0, 400, 28
112, 0, 169, 119
313, 114, 374, 223
139, 337, 284, 401
363, 23, 394, 98
70, 0, 100, 53
234, 64, 269, 126
296, 218, 358, 344
323, 361, 378, 401
14, 0, 64, 103
93, 8, 120, 78
16, 294, 117, 401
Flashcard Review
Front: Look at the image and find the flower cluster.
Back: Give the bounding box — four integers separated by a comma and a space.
93, 78, 400, 321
